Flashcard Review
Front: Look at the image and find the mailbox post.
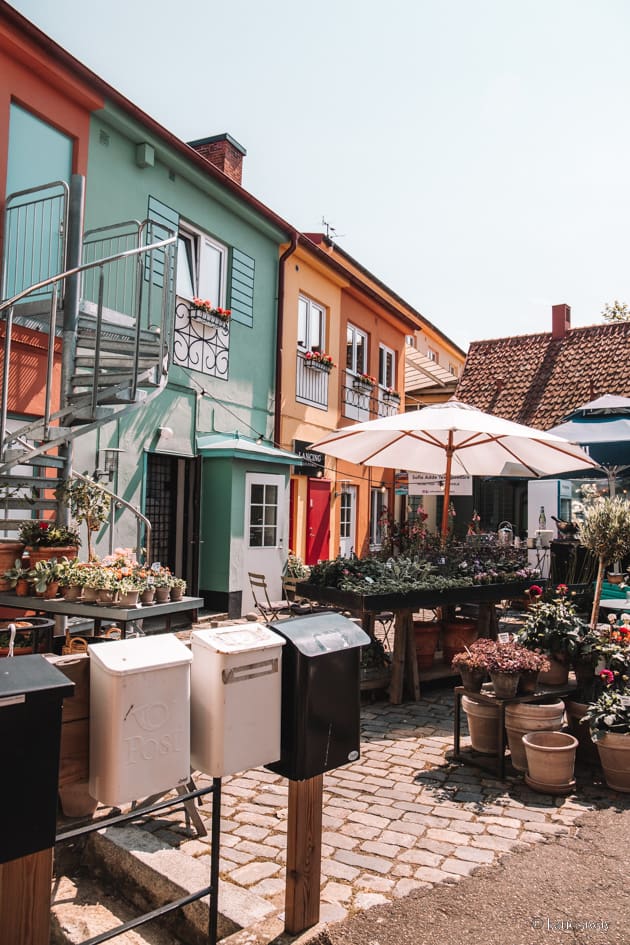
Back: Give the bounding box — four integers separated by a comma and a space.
267, 613, 370, 934
0, 654, 75, 945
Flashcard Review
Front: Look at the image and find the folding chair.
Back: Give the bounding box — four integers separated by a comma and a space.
282, 576, 314, 616
248, 572, 291, 623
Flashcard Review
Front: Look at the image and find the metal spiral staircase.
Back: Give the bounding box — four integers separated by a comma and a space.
0, 177, 177, 552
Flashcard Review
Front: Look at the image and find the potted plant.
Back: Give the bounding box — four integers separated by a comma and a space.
191, 296, 231, 325
151, 566, 173, 602
516, 584, 584, 685
3, 558, 31, 596
56, 475, 110, 562
304, 350, 336, 372
118, 575, 143, 607
451, 639, 493, 691
353, 372, 377, 392
579, 497, 630, 630
18, 520, 81, 566
169, 576, 187, 602
56, 557, 85, 601
484, 641, 527, 698
139, 573, 156, 605
583, 679, 630, 792
28, 558, 61, 598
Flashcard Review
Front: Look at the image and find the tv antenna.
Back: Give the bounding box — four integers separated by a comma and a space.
321, 216, 345, 242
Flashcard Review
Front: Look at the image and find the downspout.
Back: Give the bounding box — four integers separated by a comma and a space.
274, 232, 299, 445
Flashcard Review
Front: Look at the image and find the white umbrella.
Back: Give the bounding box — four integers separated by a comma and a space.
310, 400, 599, 541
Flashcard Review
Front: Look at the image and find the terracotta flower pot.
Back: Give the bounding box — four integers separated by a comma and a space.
522, 730, 578, 794
83, 587, 99, 602
140, 588, 155, 605
170, 587, 184, 602
490, 671, 520, 699
120, 590, 140, 607
154, 586, 170, 603
462, 694, 500, 755
458, 668, 486, 692
505, 699, 565, 771
26, 545, 78, 566
442, 619, 478, 665
517, 670, 540, 694
62, 585, 83, 602
15, 578, 29, 596
596, 732, 630, 793
565, 700, 600, 765
0, 540, 25, 574
42, 580, 60, 599
413, 620, 440, 670
538, 655, 569, 687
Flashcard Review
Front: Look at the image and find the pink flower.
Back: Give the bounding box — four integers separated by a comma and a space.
599, 669, 615, 686
556, 584, 568, 596
528, 584, 543, 597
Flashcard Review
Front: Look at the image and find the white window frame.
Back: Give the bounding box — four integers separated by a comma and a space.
370, 487, 388, 548
298, 295, 325, 352
427, 347, 438, 363
378, 344, 396, 389
405, 334, 416, 348
346, 323, 368, 376
176, 224, 227, 308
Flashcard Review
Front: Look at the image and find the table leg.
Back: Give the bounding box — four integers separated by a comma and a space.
389, 612, 407, 705
496, 700, 507, 779
453, 689, 462, 758
403, 610, 420, 701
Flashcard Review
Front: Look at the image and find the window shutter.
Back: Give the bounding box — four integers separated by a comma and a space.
229, 247, 255, 327
146, 196, 179, 288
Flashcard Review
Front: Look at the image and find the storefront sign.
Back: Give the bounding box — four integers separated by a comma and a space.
408, 472, 473, 496
292, 439, 325, 477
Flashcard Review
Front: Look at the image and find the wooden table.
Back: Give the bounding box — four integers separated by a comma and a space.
0, 593, 204, 641
297, 581, 531, 704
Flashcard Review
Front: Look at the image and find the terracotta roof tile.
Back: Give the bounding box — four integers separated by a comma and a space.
455, 321, 630, 429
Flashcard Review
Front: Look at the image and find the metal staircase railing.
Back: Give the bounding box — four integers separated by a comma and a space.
0, 231, 177, 472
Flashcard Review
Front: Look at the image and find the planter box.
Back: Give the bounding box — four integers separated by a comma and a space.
298, 580, 532, 614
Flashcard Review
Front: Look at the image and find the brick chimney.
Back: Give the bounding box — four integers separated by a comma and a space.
551, 303, 571, 339
188, 133, 246, 185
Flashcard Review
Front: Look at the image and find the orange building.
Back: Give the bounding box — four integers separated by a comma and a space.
277, 233, 464, 564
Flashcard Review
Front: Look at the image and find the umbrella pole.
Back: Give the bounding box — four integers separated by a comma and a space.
440, 435, 454, 545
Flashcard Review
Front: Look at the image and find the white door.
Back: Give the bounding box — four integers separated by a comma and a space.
339, 485, 357, 558
242, 473, 287, 615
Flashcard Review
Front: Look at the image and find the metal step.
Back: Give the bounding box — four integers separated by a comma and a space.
74, 356, 158, 369
0, 497, 58, 510
0, 475, 62, 489
71, 372, 137, 388
77, 319, 160, 346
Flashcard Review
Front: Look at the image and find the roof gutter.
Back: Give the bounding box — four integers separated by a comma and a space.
274, 232, 299, 445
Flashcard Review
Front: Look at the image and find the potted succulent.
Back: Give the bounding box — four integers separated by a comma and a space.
18, 520, 81, 566
451, 639, 495, 691
484, 641, 527, 698
28, 558, 61, 598
3, 558, 31, 595
583, 679, 630, 792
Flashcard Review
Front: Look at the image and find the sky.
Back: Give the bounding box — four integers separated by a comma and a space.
9, 0, 630, 352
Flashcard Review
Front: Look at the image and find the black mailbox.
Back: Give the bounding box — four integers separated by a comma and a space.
0, 654, 74, 863
266, 612, 370, 781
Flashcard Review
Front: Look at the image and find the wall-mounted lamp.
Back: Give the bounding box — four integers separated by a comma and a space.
315, 468, 324, 479
380, 484, 387, 495
96, 448, 124, 482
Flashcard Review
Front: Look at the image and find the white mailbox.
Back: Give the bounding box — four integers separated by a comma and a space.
191, 624, 285, 777
89, 634, 192, 806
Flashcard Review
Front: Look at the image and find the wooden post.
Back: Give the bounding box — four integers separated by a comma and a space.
403, 610, 421, 701
0, 848, 53, 945
285, 775, 323, 934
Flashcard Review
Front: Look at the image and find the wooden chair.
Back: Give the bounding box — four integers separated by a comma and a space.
248, 572, 291, 623
282, 577, 314, 616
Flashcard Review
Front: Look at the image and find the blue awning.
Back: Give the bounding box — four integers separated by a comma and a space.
196, 432, 303, 465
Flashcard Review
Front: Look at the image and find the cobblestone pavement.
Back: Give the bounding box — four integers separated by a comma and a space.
141, 684, 619, 926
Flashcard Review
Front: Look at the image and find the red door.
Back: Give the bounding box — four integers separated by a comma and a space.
306, 479, 331, 565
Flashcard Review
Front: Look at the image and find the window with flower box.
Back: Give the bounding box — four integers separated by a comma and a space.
296, 295, 330, 409
344, 324, 370, 421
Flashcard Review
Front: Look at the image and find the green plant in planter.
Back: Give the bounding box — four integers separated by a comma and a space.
3, 558, 30, 588
56, 475, 110, 561
28, 559, 61, 594
579, 497, 630, 629
56, 557, 84, 588
149, 566, 172, 589
84, 566, 116, 591
18, 520, 80, 548
169, 576, 187, 592
285, 552, 310, 580
583, 681, 630, 740
360, 636, 391, 672
516, 585, 585, 658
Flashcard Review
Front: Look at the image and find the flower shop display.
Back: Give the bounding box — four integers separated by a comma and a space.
169, 576, 187, 601
451, 639, 495, 691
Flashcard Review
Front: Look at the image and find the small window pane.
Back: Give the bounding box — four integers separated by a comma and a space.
264, 526, 276, 546
264, 506, 277, 525
249, 527, 262, 547
265, 484, 278, 504
199, 239, 222, 306
250, 505, 263, 526
298, 297, 308, 347
309, 305, 322, 350
356, 333, 366, 374
251, 484, 264, 504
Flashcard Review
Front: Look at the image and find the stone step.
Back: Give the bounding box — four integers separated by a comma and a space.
81, 823, 275, 944
51, 873, 186, 945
